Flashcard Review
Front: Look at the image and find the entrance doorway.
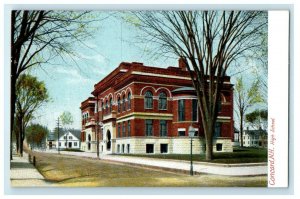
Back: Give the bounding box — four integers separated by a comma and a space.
68, 142, 72, 148
106, 130, 111, 151
88, 134, 91, 150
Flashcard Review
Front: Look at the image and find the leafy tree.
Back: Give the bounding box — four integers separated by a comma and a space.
133, 11, 267, 160
10, 10, 98, 159
59, 111, 74, 130
26, 124, 49, 149
15, 74, 49, 156
235, 77, 263, 147
246, 109, 268, 130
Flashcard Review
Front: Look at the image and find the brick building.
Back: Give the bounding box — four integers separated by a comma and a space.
80, 59, 234, 154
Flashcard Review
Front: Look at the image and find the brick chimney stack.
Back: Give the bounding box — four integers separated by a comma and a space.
178, 56, 187, 71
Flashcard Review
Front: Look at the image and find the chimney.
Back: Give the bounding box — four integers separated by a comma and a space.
178, 57, 187, 71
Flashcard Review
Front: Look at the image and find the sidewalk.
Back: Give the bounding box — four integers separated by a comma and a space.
10, 152, 52, 187
56, 151, 267, 176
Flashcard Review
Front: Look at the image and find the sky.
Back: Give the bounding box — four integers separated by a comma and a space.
29, 12, 179, 131
28, 11, 267, 131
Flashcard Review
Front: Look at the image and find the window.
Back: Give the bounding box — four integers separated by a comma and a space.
127, 92, 131, 109
128, 120, 131, 137
122, 144, 125, 153
178, 131, 185, 136
158, 92, 167, 110
145, 120, 153, 136
109, 98, 112, 113
117, 144, 120, 153
64, 136, 67, 140
216, 143, 223, 151
192, 99, 198, 121
123, 95, 126, 111
101, 100, 104, 111
59, 142, 61, 147
160, 120, 167, 137
118, 97, 121, 113
105, 100, 108, 114
122, 121, 126, 137
69, 136, 72, 139
118, 123, 121, 137
127, 144, 130, 154
214, 122, 221, 137
144, 91, 153, 109
160, 144, 168, 153
74, 142, 77, 146
178, 99, 185, 121
146, 144, 154, 153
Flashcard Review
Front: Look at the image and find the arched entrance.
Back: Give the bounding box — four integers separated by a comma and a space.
106, 130, 111, 151
88, 134, 91, 150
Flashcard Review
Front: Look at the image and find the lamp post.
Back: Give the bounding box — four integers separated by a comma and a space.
188, 125, 195, 176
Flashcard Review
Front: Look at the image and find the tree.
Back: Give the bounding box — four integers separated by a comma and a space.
10, 10, 98, 159
133, 11, 267, 160
59, 111, 73, 149
246, 109, 268, 130
235, 77, 263, 147
15, 74, 49, 156
26, 124, 49, 149
59, 111, 74, 129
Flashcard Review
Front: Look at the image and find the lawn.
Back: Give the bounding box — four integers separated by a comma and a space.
120, 147, 267, 164
30, 151, 267, 187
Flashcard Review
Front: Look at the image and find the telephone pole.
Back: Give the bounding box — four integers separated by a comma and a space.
56, 117, 61, 154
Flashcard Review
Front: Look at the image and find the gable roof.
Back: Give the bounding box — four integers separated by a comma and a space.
49, 128, 81, 141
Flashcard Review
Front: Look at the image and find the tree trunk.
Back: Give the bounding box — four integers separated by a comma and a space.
239, 114, 244, 147
205, 136, 213, 161
204, 120, 214, 161
15, 127, 19, 154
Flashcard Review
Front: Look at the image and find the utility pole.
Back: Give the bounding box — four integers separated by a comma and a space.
56, 117, 60, 154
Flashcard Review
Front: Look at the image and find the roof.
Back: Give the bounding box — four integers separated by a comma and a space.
244, 129, 267, 136
68, 129, 81, 140
49, 128, 81, 141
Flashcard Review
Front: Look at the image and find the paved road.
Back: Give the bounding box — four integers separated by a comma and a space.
47, 150, 267, 176
10, 153, 52, 187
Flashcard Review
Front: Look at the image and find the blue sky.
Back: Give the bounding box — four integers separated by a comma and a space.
28, 11, 266, 131
29, 12, 179, 131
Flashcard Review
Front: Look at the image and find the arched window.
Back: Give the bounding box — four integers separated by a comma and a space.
144, 91, 153, 109
122, 95, 126, 111
109, 98, 113, 113
118, 97, 121, 113
105, 100, 108, 114
127, 92, 131, 110
158, 92, 167, 110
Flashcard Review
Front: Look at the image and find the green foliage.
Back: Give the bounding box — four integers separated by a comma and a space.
246, 109, 268, 129
59, 111, 74, 128
26, 124, 49, 148
235, 76, 263, 110
16, 74, 49, 126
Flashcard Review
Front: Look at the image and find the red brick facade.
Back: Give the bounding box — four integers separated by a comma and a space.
80, 60, 234, 154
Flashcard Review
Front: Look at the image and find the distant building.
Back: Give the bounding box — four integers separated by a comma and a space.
233, 127, 240, 147
46, 132, 56, 150
57, 129, 81, 150
243, 128, 268, 148
80, 59, 234, 154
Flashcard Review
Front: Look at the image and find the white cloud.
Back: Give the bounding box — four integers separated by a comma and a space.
55, 67, 94, 84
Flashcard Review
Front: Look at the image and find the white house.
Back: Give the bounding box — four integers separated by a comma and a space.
56, 130, 81, 150
242, 128, 267, 148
